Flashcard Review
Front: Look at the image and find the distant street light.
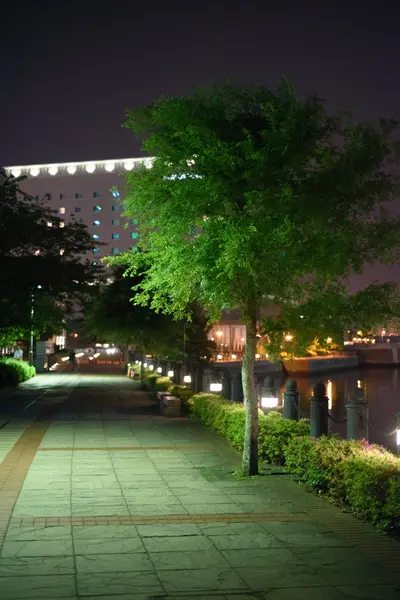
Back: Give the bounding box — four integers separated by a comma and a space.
29, 285, 42, 367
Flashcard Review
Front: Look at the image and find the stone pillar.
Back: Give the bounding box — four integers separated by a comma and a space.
346, 387, 369, 441
283, 379, 299, 421
310, 382, 328, 437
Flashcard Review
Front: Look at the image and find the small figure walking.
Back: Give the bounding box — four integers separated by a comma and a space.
68, 350, 76, 371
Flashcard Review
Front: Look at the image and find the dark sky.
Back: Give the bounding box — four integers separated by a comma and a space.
2, 0, 400, 167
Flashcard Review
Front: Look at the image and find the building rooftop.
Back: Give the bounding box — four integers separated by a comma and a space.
4, 157, 154, 178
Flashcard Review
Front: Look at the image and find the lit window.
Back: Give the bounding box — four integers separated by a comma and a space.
112, 205, 120, 212
112, 248, 119, 255
131, 246, 139, 253
93, 248, 100, 254
34, 249, 40, 256
112, 190, 120, 198
112, 219, 120, 226
47, 222, 52, 227
75, 207, 81, 213
92, 261, 97, 265
60, 249, 65, 255
60, 194, 64, 200
59, 221, 65, 228
75, 193, 83, 199
60, 207, 65, 214
93, 205, 101, 212
92, 234, 100, 240
131, 218, 138, 225
131, 232, 138, 239
93, 220, 100, 226
93, 192, 101, 198
112, 233, 120, 239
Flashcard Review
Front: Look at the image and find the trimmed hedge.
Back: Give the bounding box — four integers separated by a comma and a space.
285, 435, 400, 535
189, 392, 400, 536
0, 359, 36, 388
189, 393, 309, 463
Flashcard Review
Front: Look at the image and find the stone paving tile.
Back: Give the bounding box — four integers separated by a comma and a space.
209, 532, 283, 550
315, 563, 399, 586
157, 567, 248, 593
74, 536, 145, 555
150, 548, 230, 570
76, 552, 152, 573
0, 555, 75, 576
76, 571, 163, 596
262, 588, 348, 600
222, 547, 306, 568
136, 523, 201, 537
1, 539, 74, 557
336, 585, 400, 599
142, 534, 216, 553
237, 565, 327, 590
0, 574, 77, 599
5, 525, 72, 541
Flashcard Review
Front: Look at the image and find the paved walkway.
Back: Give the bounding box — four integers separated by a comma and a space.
0, 367, 399, 599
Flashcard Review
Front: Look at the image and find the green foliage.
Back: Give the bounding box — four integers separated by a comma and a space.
155, 376, 171, 391
0, 359, 36, 388
189, 393, 309, 460
0, 171, 101, 338
167, 384, 193, 403
284, 436, 400, 535
263, 283, 400, 361
119, 80, 400, 474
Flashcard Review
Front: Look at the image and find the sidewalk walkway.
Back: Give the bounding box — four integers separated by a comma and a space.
0, 370, 399, 599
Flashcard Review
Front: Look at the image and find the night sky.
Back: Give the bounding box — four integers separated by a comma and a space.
2, 0, 400, 286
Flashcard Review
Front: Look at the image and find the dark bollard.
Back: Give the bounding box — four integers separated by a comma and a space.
283, 379, 299, 421
310, 382, 328, 438
221, 372, 230, 399
346, 387, 369, 441
230, 371, 243, 403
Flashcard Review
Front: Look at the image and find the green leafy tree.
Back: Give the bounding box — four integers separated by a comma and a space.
118, 81, 400, 475
263, 282, 400, 360
83, 268, 212, 377
0, 170, 102, 344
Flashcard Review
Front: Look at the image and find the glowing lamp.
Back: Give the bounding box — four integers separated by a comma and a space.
11, 168, 21, 177
48, 165, 58, 175
86, 163, 96, 173
210, 382, 223, 393
260, 396, 278, 409
104, 162, 115, 172
183, 375, 192, 383
149, 365, 154, 371
157, 367, 162, 373
30, 167, 40, 177
168, 370, 174, 378
67, 164, 77, 174
217, 354, 223, 360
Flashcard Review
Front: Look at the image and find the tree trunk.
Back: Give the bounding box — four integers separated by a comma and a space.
241, 302, 259, 475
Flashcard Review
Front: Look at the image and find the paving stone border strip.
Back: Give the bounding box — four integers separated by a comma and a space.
0, 418, 52, 548
37, 445, 214, 451
9, 511, 311, 527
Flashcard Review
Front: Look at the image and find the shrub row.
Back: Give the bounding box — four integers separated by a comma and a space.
189, 392, 400, 536
0, 359, 36, 388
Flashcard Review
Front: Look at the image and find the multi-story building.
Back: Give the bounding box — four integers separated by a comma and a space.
4, 158, 151, 262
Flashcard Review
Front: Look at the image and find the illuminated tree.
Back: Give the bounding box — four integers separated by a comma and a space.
120, 81, 400, 475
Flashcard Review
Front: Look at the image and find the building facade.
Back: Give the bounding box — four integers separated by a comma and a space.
4, 158, 151, 262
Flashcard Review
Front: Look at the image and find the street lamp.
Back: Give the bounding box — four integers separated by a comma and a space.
29, 285, 42, 367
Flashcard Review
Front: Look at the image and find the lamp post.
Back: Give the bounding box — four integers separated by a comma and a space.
29, 285, 42, 367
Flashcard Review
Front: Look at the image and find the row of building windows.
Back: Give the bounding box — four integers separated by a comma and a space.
59, 205, 122, 214
45, 191, 120, 201
92, 233, 138, 240
92, 246, 138, 265
92, 220, 138, 227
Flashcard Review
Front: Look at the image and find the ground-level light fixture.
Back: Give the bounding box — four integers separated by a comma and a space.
217, 354, 223, 360
255, 353, 260, 359
285, 334, 294, 342
231, 354, 237, 359
260, 376, 278, 411
75, 352, 84, 358
168, 370, 174, 378
326, 337, 333, 344
183, 375, 192, 383
157, 367, 162, 374
143, 363, 148, 368
61, 357, 69, 362
210, 382, 223, 393
88, 356, 93, 361
94, 353, 100, 358
149, 365, 154, 371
